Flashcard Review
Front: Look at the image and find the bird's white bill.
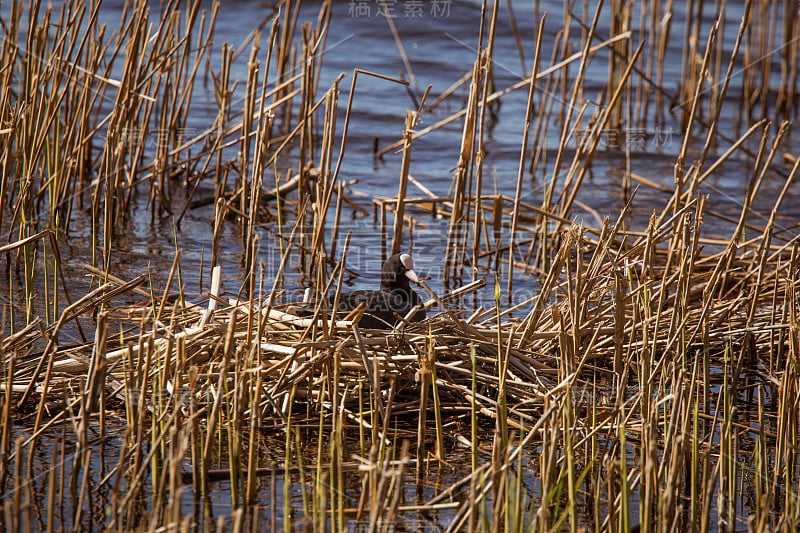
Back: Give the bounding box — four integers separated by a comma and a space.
404, 268, 420, 283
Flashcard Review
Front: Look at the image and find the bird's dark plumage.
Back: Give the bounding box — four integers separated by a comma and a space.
297, 253, 426, 329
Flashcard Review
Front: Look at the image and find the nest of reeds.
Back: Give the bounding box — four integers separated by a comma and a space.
7, 203, 795, 439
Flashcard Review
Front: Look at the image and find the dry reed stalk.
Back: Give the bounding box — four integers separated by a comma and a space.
444, 55, 482, 284
426, 71, 472, 113
526, 38, 563, 184
507, 16, 545, 304
680, 0, 701, 129
698, 2, 754, 175
466, 0, 500, 284
378, 0, 419, 98
607, 0, 631, 130
556, 42, 644, 225
390, 111, 417, 256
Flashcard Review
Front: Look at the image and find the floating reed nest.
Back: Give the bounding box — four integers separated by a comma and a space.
6, 214, 795, 436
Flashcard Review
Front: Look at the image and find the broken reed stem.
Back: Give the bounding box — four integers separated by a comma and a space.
508, 15, 545, 303
390, 110, 417, 256
445, 55, 482, 285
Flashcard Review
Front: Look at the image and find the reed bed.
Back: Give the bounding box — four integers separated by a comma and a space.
2, 0, 800, 531
5, 184, 800, 530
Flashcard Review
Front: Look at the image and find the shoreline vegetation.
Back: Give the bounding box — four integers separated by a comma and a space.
2, 0, 800, 530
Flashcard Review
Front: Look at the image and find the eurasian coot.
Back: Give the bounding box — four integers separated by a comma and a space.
297, 253, 426, 329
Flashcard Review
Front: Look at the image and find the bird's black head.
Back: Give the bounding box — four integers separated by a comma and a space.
381, 253, 420, 290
